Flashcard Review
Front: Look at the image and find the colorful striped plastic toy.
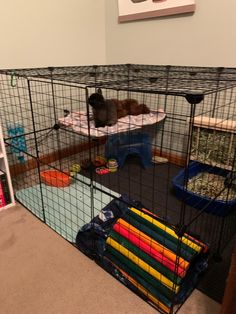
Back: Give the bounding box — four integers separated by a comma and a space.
130, 207, 202, 253
117, 218, 189, 270
112, 224, 186, 279
124, 210, 194, 262
110, 230, 183, 283
104, 254, 171, 314
106, 237, 180, 292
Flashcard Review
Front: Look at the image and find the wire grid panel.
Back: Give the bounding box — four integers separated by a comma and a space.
2, 65, 236, 252
1, 64, 236, 314
191, 85, 236, 170
0, 75, 32, 135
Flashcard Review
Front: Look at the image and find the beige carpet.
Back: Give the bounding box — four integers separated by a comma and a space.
0, 204, 221, 314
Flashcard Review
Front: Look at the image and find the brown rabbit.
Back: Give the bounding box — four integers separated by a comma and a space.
88, 89, 150, 128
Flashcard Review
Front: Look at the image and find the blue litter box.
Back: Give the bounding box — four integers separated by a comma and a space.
172, 161, 236, 217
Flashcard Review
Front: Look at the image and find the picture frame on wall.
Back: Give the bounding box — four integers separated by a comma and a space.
118, 0, 196, 23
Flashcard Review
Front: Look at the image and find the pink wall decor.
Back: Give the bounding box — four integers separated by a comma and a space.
118, 0, 196, 22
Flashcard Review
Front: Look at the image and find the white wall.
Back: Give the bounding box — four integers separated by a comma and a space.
2, 1, 236, 69
0, 0, 106, 69
105, 0, 236, 67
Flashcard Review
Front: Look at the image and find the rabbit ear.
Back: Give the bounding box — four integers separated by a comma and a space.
97, 88, 102, 95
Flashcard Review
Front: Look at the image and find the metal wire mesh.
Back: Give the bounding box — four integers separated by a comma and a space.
0, 64, 236, 313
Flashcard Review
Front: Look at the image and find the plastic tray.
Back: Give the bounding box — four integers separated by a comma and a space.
172, 161, 236, 217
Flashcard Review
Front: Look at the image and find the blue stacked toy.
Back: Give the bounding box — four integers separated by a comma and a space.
7, 123, 27, 163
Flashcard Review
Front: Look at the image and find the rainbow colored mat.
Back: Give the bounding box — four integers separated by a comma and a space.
76, 195, 209, 314
103, 207, 209, 314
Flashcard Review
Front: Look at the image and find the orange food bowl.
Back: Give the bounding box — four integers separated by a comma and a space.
40, 170, 71, 187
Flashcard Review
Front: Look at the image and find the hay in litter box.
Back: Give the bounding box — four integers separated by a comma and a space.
187, 172, 236, 201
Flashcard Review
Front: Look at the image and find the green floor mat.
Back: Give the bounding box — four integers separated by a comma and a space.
16, 174, 119, 242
